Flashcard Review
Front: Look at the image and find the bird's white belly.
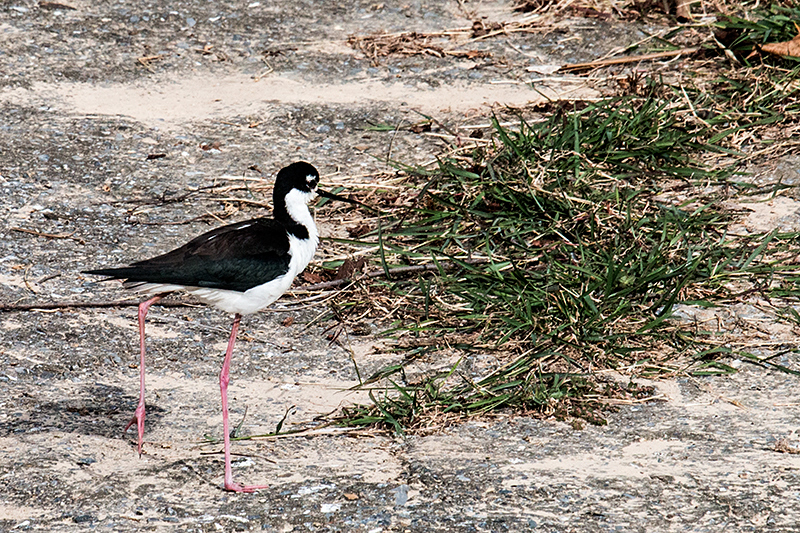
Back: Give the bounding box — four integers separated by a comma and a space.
187, 273, 297, 315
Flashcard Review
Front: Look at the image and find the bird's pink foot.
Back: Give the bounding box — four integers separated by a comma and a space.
224, 481, 269, 493
124, 401, 146, 456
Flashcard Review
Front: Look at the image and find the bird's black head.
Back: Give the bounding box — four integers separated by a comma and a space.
272, 162, 321, 226
275, 161, 320, 198
273, 161, 375, 219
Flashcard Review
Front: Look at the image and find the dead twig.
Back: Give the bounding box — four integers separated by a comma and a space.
137, 55, 162, 72
38, 1, 77, 10
348, 29, 494, 65
775, 438, 800, 455
10, 227, 86, 245
560, 48, 699, 72
296, 259, 489, 291
0, 300, 195, 312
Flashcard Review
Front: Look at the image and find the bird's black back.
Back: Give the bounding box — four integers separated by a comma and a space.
84, 218, 292, 292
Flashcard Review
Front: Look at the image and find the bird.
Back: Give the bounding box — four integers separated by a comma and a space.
83, 161, 337, 493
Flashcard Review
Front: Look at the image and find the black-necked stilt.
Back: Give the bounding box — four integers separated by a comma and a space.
84, 161, 337, 493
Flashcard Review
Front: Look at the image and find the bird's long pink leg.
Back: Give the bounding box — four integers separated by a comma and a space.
220, 313, 268, 493
124, 294, 163, 457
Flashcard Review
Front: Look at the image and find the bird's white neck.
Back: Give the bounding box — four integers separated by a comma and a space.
283, 189, 318, 241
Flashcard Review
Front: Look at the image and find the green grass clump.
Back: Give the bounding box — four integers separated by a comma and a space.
332, 30, 800, 430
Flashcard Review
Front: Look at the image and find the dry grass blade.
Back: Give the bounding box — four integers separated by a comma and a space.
347, 32, 491, 65
346, 15, 546, 65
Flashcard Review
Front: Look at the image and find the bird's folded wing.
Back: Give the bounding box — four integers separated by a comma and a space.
86, 218, 293, 291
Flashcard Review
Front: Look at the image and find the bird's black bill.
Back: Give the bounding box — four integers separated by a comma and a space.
317, 188, 380, 213
317, 188, 354, 202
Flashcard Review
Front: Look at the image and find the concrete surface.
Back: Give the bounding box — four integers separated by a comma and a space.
1, 1, 799, 531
